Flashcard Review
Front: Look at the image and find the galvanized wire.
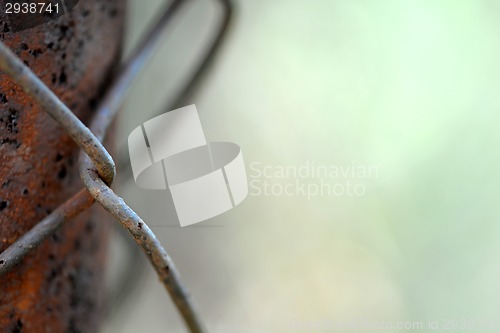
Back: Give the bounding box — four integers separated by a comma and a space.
0, 0, 234, 331
116, 0, 234, 179
0, 189, 94, 275
0, 0, 189, 276
110, 0, 234, 319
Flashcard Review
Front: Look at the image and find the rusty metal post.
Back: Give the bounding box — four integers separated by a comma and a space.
0, 1, 125, 332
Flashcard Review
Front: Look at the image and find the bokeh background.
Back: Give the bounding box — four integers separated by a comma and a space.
103, 0, 500, 332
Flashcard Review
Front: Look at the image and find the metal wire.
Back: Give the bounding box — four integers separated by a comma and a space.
0, 42, 115, 185
0, 0, 187, 276
0, 190, 94, 275
0, 0, 234, 331
109, 0, 235, 319
90, 0, 188, 143
169, 0, 234, 109
116, 0, 234, 179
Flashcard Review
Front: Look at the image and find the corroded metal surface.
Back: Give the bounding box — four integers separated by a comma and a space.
0, 1, 125, 332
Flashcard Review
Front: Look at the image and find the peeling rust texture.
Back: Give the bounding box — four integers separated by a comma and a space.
0, 1, 125, 332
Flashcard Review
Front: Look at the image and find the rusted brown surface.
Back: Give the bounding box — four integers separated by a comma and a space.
0, 1, 125, 332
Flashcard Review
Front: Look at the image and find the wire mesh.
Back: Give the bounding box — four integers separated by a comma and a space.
0, 0, 233, 332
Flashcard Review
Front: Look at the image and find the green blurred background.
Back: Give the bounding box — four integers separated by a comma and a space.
104, 0, 500, 332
